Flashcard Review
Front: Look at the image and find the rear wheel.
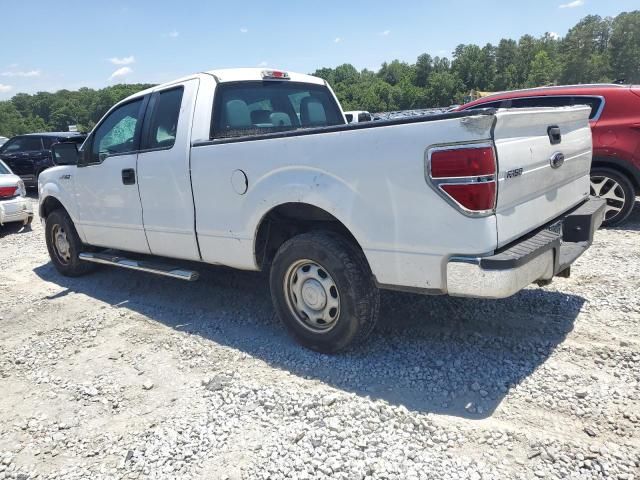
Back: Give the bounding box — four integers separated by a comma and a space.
590, 168, 635, 227
45, 209, 96, 276
269, 231, 380, 353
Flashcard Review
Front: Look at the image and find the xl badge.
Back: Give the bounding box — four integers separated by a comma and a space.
550, 152, 565, 169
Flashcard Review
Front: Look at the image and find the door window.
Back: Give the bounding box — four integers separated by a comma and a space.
90, 99, 143, 163
143, 87, 184, 150
1, 136, 43, 153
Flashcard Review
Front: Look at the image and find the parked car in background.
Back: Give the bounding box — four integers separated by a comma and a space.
0, 137, 8, 147
39, 68, 604, 352
0, 159, 33, 227
344, 110, 372, 123
0, 132, 86, 188
458, 84, 640, 226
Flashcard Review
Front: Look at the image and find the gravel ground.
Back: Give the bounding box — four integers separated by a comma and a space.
0, 197, 639, 480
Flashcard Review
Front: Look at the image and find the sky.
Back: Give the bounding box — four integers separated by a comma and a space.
0, 0, 637, 99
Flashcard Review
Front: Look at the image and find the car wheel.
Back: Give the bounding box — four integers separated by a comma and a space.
269, 231, 380, 353
45, 209, 96, 276
590, 168, 636, 227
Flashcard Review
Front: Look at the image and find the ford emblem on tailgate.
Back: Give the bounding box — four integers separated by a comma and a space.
550, 152, 565, 169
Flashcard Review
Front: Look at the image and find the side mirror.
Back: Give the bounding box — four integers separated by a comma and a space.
51, 142, 79, 166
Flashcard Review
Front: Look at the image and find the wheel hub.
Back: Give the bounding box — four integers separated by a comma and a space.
590, 175, 626, 221
52, 225, 71, 263
301, 279, 327, 310
284, 260, 341, 332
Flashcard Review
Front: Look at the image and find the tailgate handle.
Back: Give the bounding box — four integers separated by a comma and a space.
547, 126, 562, 145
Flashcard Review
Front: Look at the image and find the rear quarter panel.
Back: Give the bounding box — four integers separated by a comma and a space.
190, 115, 499, 291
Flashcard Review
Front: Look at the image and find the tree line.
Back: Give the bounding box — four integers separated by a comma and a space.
0, 11, 638, 137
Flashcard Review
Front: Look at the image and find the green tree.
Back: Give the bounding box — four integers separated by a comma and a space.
426, 72, 464, 107
526, 51, 554, 87
560, 15, 612, 83
609, 11, 640, 82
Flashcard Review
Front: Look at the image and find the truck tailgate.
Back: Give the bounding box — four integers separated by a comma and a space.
493, 106, 592, 247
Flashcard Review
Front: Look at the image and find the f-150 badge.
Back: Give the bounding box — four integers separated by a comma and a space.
506, 168, 523, 179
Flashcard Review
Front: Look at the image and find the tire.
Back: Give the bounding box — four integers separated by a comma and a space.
590, 167, 636, 227
45, 209, 96, 277
269, 231, 380, 353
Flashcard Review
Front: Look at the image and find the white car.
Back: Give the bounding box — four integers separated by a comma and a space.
39, 68, 604, 352
0, 159, 33, 227
344, 110, 372, 123
0, 137, 8, 147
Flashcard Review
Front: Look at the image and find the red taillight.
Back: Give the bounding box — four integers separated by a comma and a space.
428, 145, 497, 214
441, 183, 496, 211
431, 147, 495, 178
0, 186, 18, 199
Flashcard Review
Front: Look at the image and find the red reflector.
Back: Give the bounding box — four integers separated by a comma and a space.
0, 186, 18, 198
441, 182, 496, 211
431, 147, 495, 178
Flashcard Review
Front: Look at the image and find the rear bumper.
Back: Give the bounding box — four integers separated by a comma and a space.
0, 196, 33, 226
446, 196, 605, 299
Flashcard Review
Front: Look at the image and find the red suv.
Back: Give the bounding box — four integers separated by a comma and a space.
458, 85, 640, 226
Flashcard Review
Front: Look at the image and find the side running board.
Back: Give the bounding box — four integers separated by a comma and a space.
79, 252, 199, 281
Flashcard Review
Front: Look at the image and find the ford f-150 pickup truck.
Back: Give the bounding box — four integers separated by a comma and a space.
39, 68, 605, 352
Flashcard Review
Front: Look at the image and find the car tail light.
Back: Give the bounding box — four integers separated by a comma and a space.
427, 145, 497, 215
431, 147, 495, 178
0, 186, 18, 199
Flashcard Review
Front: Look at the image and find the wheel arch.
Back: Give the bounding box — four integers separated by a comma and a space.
592, 156, 640, 193
254, 202, 367, 271
39, 194, 67, 220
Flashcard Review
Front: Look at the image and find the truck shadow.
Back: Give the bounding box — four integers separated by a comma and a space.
33, 262, 584, 420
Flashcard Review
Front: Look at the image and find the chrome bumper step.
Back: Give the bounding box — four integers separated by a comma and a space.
78, 252, 199, 281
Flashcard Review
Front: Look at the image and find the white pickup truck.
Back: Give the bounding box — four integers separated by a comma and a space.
39, 68, 605, 352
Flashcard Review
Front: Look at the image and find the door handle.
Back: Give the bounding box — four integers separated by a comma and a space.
121, 168, 136, 185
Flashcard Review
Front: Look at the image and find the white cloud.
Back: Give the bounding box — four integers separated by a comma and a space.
559, 0, 584, 8
1, 70, 41, 77
380, 30, 391, 36
549, 32, 561, 40
334, 37, 341, 43
168, 30, 179, 38
240, 27, 248, 33
109, 67, 133, 81
258, 61, 268, 67
0, 84, 12, 93
109, 56, 135, 65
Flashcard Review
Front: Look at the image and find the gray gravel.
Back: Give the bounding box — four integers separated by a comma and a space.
0, 197, 639, 479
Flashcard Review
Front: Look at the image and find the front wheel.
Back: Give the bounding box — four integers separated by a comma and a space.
590, 168, 636, 227
269, 231, 380, 353
45, 209, 96, 277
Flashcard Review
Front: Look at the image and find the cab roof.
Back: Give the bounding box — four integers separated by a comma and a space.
206, 68, 326, 85
125, 68, 327, 101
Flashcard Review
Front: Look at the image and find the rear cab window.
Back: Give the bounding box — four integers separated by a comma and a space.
211, 81, 344, 140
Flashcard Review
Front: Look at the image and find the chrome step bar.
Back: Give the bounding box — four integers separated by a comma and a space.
79, 252, 199, 281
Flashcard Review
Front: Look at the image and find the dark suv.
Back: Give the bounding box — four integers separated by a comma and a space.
458, 84, 640, 226
0, 132, 86, 188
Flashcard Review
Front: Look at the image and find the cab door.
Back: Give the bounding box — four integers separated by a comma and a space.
136, 79, 200, 260
74, 96, 151, 253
